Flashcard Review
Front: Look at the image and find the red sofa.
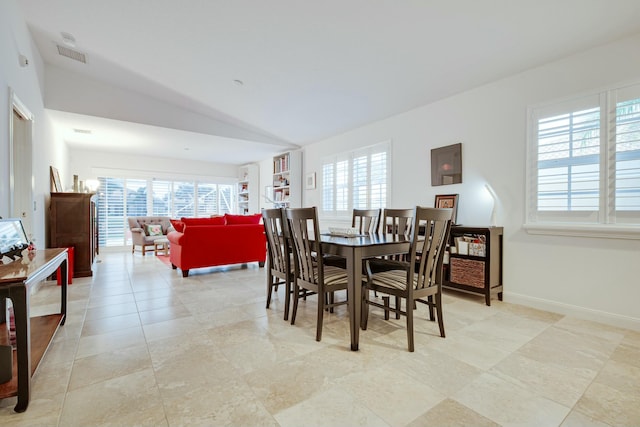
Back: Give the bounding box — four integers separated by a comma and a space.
167, 214, 266, 277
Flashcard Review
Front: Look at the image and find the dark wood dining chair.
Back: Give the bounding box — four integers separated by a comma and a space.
262, 208, 293, 320
380, 208, 413, 237
368, 208, 414, 309
324, 208, 381, 269
352, 208, 381, 234
285, 207, 349, 341
362, 206, 452, 352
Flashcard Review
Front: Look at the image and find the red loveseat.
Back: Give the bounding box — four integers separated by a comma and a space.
167, 214, 266, 277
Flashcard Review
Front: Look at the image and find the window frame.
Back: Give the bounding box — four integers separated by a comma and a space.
525, 82, 640, 240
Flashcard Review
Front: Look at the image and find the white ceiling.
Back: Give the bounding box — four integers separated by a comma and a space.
17, 0, 640, 165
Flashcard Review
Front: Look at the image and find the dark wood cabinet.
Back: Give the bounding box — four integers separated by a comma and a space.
49, 193, 98, 277
443, 226, 503, 306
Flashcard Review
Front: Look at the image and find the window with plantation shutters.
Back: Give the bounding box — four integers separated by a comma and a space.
526, 82, 640, 237
97, 177, 241, 247
322, 141, 390, 216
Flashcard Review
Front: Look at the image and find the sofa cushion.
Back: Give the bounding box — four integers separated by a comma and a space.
170, 219, 185, 232
145, 224, 163, 236
224, 213, 262, 225
181, 217, 226, 226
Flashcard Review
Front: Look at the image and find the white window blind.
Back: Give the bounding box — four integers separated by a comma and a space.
196, 183, 218, 216
527, 82, 640, 231
98, 177, 126, 246
126, 179, 148, 218
218, 184, 234, 214
152, 180, 172, 216
173, 181, 195, 218
322, 141, 390, 216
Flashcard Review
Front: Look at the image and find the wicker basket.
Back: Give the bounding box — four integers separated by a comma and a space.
450, 257, 485, 288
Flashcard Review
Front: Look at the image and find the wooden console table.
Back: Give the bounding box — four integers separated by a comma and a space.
0, 248, 67, 412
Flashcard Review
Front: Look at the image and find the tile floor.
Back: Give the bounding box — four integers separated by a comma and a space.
0, 250, 638, 426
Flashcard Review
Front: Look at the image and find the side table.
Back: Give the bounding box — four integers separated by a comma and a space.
0, 248, 67, 412
154, 238, 169, 256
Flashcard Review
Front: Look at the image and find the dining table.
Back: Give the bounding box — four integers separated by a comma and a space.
319, 232, 410, 351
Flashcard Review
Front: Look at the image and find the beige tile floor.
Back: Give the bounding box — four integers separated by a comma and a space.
0, 250, 639, 426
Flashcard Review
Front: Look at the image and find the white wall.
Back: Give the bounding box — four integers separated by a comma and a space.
302, 34, 640, 330
0, 0, 67, 247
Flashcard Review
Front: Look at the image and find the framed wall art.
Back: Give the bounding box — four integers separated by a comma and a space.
435, 193, 459, 224
50, 166, 62, 192
431, 143, 462, 186
305, 172, 316, 190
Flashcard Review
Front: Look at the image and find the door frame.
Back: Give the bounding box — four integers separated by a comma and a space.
9, 88, 35, 239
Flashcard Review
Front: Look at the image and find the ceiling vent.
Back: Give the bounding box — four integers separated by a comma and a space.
56, 45, 87, 63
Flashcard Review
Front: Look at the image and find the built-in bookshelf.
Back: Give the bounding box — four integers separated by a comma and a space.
272, 151, 302, 208
238, 163, 259, 214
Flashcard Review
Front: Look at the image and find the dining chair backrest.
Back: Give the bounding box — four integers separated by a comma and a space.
352, 208, 381, 234
262, 208, 290, 277
410, 207, 452, 292
285, 207, 323, 286
382, 208, 414, 237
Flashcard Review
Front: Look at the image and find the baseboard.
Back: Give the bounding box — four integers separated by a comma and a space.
505, 292, 640, 332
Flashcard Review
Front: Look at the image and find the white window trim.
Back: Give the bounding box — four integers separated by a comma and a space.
525, 81, 640, 240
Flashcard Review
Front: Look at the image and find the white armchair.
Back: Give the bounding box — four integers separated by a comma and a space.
128, 216, 173, 255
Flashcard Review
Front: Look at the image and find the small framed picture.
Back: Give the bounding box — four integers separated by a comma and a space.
50, 166, 62, 192
434, 193, 459, 224
305, 172, 316, 190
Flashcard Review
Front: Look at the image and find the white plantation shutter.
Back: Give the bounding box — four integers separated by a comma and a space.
322, 141, 390, 215
336, 159, 349, 212
322, 162, 335, 211
196, 183, 218, 216
174, 181, 195, 218
218, 184, 234, 214
152, 180, 172, 216
527, 82, 640, 229
98, 177, 126, 246
370, 150, 387, 209
614, 86, 640, 222
126, 179, 148, 217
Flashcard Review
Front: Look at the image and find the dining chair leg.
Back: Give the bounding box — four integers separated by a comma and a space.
361, 288, 370, 330
436, 292, 445, 338
316, 289, 325, 341
406, 298, 415, 352
291, 284, 300, 325
382, 296, 390, 320
266, 274, 273, 309
283, 280, 291, 321
396, 296, 401, 319
427, 295, 435, 321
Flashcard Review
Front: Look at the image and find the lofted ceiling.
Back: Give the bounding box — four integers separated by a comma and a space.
17, 0, 640, 165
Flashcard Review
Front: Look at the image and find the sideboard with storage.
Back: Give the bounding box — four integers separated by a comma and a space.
443, 226, 503, 306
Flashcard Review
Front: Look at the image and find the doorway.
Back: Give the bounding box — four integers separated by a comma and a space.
9, 89, 34, 241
